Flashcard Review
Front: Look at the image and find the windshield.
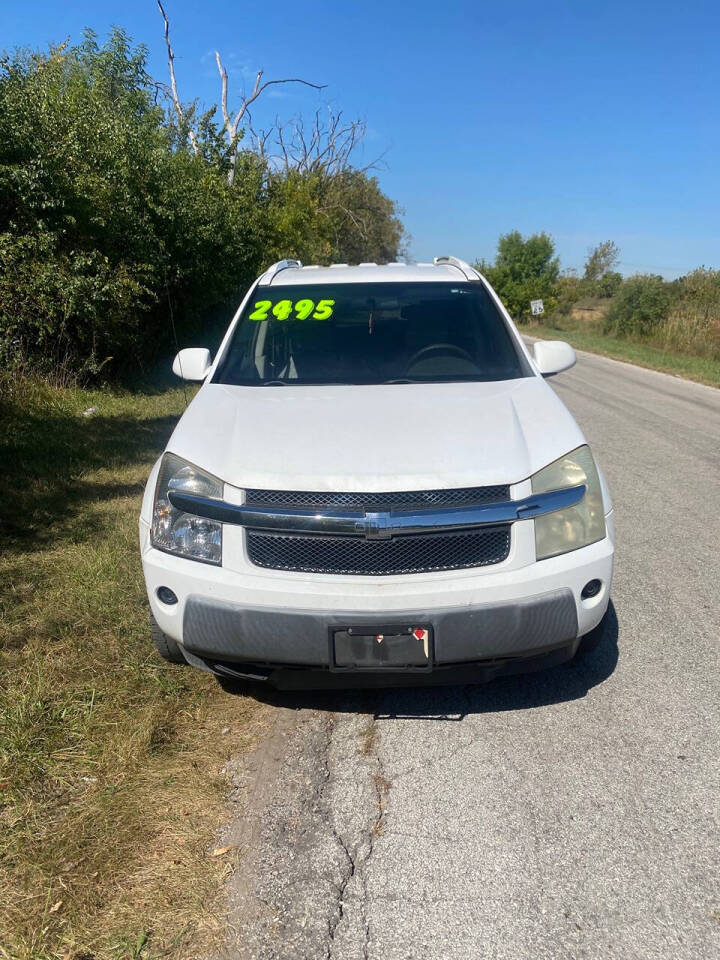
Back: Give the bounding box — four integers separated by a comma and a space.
213, 281, 530, 386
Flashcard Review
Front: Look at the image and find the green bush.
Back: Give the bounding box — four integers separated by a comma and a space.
0, 32, 262, 376
552, 274, 583, 319
0, 31, 404, 380
604, 274, 672, 337
592, 270, 623, 299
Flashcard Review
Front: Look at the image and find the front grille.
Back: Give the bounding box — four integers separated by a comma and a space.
245, 485, 510, 510
246, 526, 511, 576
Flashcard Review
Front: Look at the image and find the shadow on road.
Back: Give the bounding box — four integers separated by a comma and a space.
219, 603, 619, 720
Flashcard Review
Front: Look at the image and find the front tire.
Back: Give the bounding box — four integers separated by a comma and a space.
150, 612, 186, 664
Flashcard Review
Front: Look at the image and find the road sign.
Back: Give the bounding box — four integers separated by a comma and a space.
530, 299, 544, 317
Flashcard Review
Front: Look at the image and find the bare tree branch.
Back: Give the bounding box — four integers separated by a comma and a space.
157, 0, 199, 155
230, 73, 326, 135
213, 57, 326, 185
246, 108, 274, 165
320, 202, 368, 238
157, 4, 332, 185
215, 51, 229, 130
276, 120, 290, 171
256, 107, 380, 178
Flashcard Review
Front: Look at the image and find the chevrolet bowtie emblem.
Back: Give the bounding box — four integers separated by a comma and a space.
354, 511, 394, 540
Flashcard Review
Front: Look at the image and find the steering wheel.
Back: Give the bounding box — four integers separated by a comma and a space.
406, 343, 475, 369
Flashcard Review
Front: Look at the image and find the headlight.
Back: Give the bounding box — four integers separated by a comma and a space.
151, 453, 223, 564
531, 445, 606, 560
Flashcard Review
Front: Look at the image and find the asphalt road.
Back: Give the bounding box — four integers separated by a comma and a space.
225, 349, 720, 960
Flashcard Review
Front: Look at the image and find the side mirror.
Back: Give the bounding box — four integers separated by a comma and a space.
172, 347, 212, 382
533, 340, 576, 377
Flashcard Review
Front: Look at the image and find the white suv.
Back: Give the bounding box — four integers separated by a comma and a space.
139, 257, 614, 687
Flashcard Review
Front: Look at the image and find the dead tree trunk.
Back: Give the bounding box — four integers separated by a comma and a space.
156, 1, 325, 185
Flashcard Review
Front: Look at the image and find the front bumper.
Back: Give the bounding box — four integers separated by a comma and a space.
141, 511, 614, 677
181, 586, 577, 665
184, 635, 586, 689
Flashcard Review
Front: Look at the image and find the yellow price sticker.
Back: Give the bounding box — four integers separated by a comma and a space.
248, 299, 335, 321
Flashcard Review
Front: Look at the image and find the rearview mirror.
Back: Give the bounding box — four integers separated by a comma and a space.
533, 340, 576, 377
172, 347, 212, 382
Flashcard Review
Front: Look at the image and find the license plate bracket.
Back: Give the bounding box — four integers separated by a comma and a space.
329, 624, 433, 672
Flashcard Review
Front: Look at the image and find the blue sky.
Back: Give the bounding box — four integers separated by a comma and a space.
3, 0, 719, 277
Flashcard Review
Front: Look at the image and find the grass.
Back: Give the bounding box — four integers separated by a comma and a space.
527, 321, 720, 387
0, 372, 266, 960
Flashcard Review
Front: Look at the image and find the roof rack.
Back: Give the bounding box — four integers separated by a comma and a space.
433, 256, 480, 281
261, 259, 302, 284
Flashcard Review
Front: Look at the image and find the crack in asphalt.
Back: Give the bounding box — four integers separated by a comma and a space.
363, 728, 391, 960
224, 708, 392, 960
322, 716, 354, 955
327, 716, 390, 960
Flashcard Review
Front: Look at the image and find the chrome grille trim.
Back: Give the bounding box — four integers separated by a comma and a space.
167, 484, 586, 539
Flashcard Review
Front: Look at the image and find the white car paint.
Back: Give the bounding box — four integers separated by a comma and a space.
140, 258, 614, 677
164, 377, 585, 493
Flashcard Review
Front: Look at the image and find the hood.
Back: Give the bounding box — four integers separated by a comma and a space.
166, 378, 585, 492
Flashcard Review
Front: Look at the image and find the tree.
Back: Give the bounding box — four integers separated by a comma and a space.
583, 241, 620, 283
477, 231, 560, 321
0, 32, 291, 375
0, 27, 406, 379
0, 31, 188, 374
154, 4, 405, 262
261, 168, 405, 265
157, 0, 325, 185
249, 107, 376, 178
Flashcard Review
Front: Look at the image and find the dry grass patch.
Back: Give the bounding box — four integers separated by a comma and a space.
0, 373, 267, 959
529, 317, 720, 387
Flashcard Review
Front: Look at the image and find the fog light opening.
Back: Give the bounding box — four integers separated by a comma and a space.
581, 579, 602, 600
157, 586, 178, 606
